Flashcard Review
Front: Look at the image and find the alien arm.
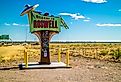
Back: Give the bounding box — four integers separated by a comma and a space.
60, 17, 69, 29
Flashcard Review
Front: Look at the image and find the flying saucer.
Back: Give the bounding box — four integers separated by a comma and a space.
20, 4, 39, 16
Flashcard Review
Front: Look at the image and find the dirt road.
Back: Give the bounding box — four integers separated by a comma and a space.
0, 56, 121, 82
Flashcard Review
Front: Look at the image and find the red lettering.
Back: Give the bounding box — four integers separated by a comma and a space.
44, 21, 49, 28
37, 20, 40, 28
34, 20, 58, 28
40, 21, 43, 28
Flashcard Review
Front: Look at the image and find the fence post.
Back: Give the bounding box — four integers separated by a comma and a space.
24, 49, 28, 68
58, 45, 61, 62
66, 48, 69, 66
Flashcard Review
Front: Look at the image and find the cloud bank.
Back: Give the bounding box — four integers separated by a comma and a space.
83, 19, 90, 22
4, 23, 10, 26
96, 23, 121, 27
4, 23, 29, 27
82, 0, 107, 3
118, 9, 121, 12
59, 13, 85, 20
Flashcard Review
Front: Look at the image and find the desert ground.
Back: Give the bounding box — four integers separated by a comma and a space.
0, 42, 121, 82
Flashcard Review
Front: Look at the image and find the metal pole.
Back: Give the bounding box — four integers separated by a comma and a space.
24, 49, 28, 68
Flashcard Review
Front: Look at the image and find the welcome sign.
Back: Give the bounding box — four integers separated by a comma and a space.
28, 11, 61, 33
20, 4, 69, 65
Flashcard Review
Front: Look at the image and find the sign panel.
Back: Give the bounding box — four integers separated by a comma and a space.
29, 11, 61, 33
0, 35, 9, 40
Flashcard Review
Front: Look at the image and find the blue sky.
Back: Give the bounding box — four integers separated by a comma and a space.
0, 0, 121, 41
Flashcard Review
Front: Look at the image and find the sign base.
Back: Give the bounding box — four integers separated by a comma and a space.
38, 62, 51, 65
19, 62, 71, 70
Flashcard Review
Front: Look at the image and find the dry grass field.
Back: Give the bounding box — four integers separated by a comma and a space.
0, 42, 121, 66
0, 42, 121, 82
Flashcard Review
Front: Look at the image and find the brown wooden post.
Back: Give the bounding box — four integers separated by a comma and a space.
34, 31, 58, 64
40, 31, 50, 64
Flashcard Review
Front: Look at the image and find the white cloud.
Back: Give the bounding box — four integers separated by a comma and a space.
83, 19, 90, 22
20, 24, 29, 27
4, 22, 29, 27
87, 17, 91, 19
70, 22, 73, 24
83, 17, 91, 22
82, 0, 107, 3
118, 9, 121, 12
12, 23, 19, 26
4, 23, 10, 26
96, 23, 121, 27
59, 13, 85, 20
25, 24, 29, 27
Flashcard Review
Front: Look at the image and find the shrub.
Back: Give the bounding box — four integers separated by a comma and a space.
113, 48, 121, 60
99, 50, 108, 56
0, 56, 4, 63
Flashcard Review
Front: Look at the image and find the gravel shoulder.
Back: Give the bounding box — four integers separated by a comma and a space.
0, 56, 121, 82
